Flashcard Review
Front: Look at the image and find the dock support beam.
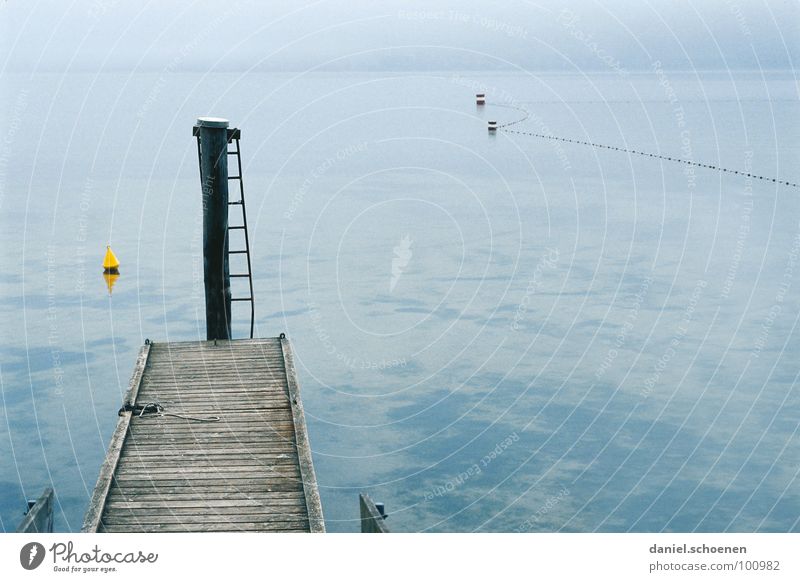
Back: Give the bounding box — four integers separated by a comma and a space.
196, 117, 231, 340
16, 488, 54, 533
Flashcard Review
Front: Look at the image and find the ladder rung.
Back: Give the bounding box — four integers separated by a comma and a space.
231, 297, 252, 302
227, 151, 239, 155
229, 200, 243, 205
228, 226, 246, 230
229, 250, 248, 254
228, 175, 241, 180
231, 274, 250, 277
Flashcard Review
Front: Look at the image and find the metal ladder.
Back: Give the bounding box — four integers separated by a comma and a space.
194, 127, 256, 339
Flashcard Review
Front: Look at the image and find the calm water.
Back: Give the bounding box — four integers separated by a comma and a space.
1, 70, 798, 532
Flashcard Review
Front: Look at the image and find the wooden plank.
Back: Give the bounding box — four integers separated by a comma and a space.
118, 451, 298, 460
140, 376, 286, 382
114, 467, 301, 478
82, 343, 151, 533
134, 390, 288, 397
122, 441, 297, 449
133, 393, 290, 400
147, 340, 277, 350
123, 409, 293, 417
128, 416, 290, 424
115, 460, 299, 470
131, 400, 289, 408
108, 483, 303, 493
118, 457, 298, 466
132, 400, 289, 407
127, 420, 296, 429
141, 368, 287, 375
100, 514, 307, 524
140, 377, 287, 383
142, 360, 285, 367
126, 424, 297, 433
125, 427, 298, 436
134, 390, 289, 397
152, 345, 281, 352
132, 400, 290, 407
112, 467, 301, 477
111, 471, 297, 480
129, 410, 293, 419
145, 353, 286, 361
115, 465, 300, 476
105, 501, 305, 511
145, 362, 284, 369
281, 336, 325, 533
100, 522, 309, 533
139, 380, 287, 387
139, 378, 287, 385
119, 450, 297, 458
105, 503, 304, 512
107, 489, 305, 503
146, 354, 286, 361
102, 512, 308, 523
108, 479, 301, 488
125, 430, 297, 439
129, 422, 295, 429
122, 438, 297, 447
107, 491, 305, 502
109, 480, 304, 491
120, 448, 298, 457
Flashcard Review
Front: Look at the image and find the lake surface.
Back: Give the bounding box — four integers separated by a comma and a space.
1, 70, 798, 532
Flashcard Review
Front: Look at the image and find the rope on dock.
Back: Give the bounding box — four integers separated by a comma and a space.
118, 402, 221, 422
488, 103, 799, 189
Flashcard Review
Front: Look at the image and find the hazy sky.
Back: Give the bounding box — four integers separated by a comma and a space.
1, 0, 798, 73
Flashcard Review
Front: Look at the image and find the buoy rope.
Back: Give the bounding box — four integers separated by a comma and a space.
491, 103, 530, 129
488, 103, 798, 188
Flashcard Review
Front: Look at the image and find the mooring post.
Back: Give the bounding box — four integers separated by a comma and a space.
196, 117, 231, 340
16, 487, 54, 533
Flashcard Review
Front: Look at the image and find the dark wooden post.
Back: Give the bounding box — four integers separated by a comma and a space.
359, 493, 390, 533
196, 117, 231, 340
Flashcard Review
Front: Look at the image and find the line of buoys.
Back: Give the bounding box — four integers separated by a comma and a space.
481, 92, 799, 188
476, 93, 486, 105
502, 128, 800, 188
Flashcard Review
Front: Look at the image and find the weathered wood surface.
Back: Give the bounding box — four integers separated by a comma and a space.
359, 493, 390, 533
16, 488, 54, 533
82, 338, 324, 533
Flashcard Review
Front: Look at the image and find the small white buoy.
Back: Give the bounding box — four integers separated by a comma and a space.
476, 93, 485, 105
488, 121, 497, 132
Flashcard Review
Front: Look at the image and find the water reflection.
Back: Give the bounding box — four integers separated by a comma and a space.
102, 272, 119, 296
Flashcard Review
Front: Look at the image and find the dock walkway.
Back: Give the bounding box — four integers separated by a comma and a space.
82, 337, 324, 532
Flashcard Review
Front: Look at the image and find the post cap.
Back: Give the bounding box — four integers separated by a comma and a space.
196, 117, 229, 128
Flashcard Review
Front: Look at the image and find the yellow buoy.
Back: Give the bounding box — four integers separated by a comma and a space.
103, 271, 119, 295
103, 245, 120, 274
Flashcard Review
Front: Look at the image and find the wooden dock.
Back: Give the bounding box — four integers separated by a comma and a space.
82, 336, 324, 533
